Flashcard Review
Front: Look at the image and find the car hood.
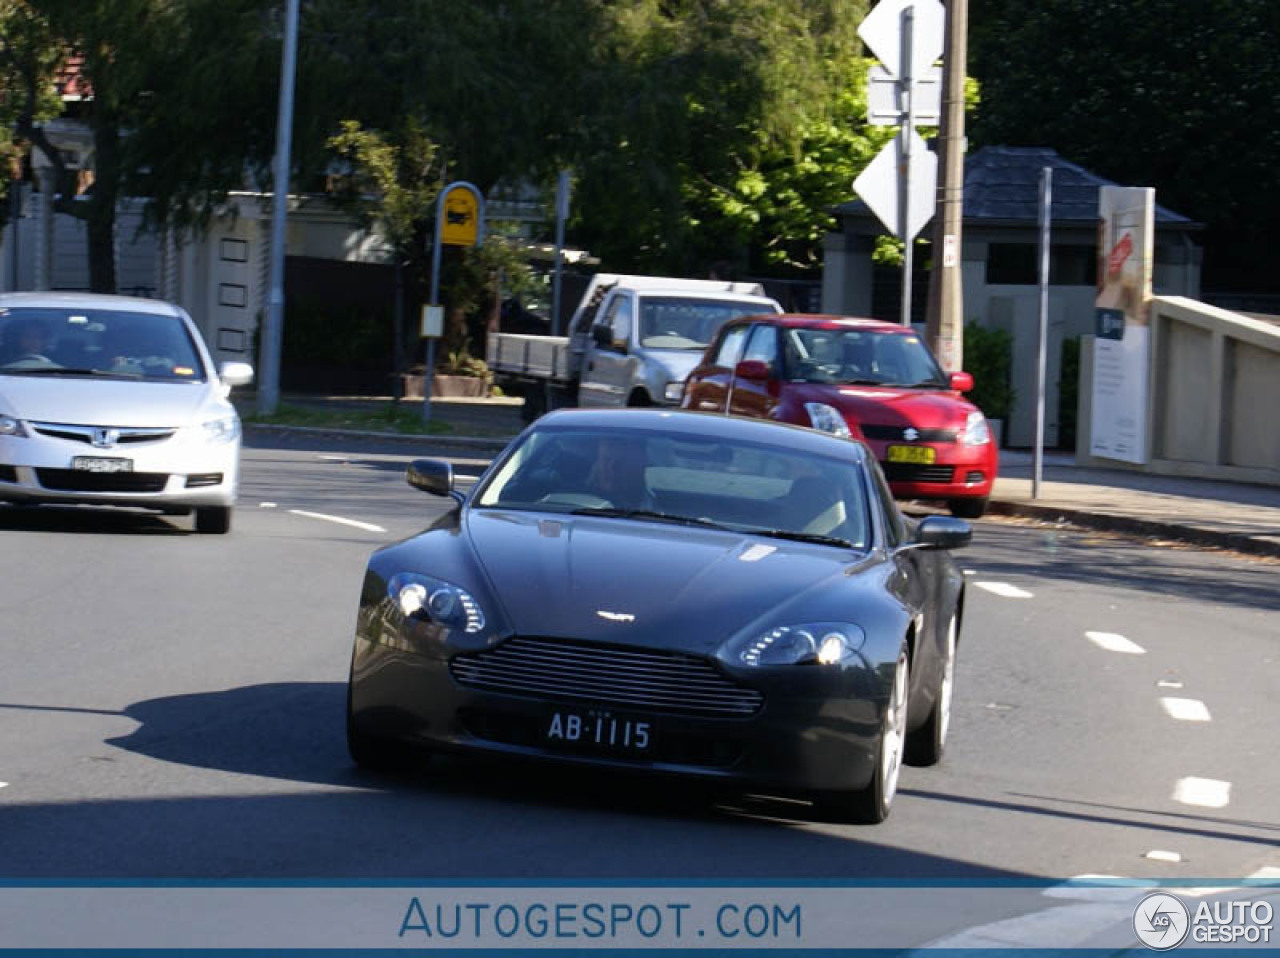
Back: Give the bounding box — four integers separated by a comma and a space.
789, 382, 977, 430
466, 510, 862, 655
0, 375, 217, 427
641, 351, 703, 385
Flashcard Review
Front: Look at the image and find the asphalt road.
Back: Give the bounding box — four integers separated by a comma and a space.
1, 433, 1276, 893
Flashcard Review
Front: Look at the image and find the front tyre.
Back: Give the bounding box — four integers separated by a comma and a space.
815, 648, 909, 824
194, 505, 231, 534
906, 613, 957, 767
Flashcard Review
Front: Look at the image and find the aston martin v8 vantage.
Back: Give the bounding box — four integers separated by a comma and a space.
347, 409, 971, 822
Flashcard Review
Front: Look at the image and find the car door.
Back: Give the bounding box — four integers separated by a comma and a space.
578, 292, 636, 408
727, 323, 782, 420
682, 324, 749, 413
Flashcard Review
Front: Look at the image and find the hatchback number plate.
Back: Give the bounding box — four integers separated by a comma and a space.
72, 457, 134, 473
886, 444, 936, 464
544, 708, 654, 755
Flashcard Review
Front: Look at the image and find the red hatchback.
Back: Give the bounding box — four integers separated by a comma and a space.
680, 315, 998, 517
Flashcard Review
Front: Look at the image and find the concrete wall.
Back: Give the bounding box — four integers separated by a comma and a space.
1077, 296, 1280, 486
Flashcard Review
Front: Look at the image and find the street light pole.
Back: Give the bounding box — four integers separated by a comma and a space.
257, 0, 301, 415
925, 0, 968, 372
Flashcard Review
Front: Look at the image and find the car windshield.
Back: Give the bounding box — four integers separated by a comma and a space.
785, 326, 948, 387
638, 297, 774, 351
0, 306, 207, 382
475, 426, 871, 550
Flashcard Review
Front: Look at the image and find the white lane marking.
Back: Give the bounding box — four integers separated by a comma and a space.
288, 509, 386, 533
1144, 850, 1183, 863
1173, 776, 1231, 808
1160, 697, 1212, 722
1157, 679, 1183, 689
1085, 631, 1146, 655
0, 782, 7, 788
1042, 875, 1131, 901
962, 569, 977, 576
259, 501, 278, 509
974, 581, 1033, 598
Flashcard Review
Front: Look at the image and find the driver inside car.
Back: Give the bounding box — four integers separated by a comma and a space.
588, 436, 655, 510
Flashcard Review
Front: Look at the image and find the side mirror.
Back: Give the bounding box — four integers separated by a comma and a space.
734, 359, 770, 380
913, 515, 972, 550
218, 361, 255, 388
590, 324, 613, 348
949, 371, 974, 393
406, 458, 455, 498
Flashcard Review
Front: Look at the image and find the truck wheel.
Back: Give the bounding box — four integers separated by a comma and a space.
626, 391, 653, 407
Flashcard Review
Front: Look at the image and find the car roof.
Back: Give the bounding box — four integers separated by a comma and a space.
0, 292, 183, 318
531, 408, 873, 465
726, 313, 914, 334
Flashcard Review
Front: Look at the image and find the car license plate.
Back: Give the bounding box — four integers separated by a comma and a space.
72, 457, 134, 473
544, 708, 654, 755
886, 445, 936, 464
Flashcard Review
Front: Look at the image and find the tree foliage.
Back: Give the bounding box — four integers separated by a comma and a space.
969, 0, 1280, 290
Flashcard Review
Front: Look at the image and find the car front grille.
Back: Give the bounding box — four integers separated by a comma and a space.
29, 422, 177, 446
36, 469, 169, 493
881, 463, 956, 483
450, 637, 764, 718
860, 424, 958, 442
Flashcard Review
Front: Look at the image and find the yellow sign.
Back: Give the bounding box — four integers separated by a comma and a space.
440, 186, 479, 246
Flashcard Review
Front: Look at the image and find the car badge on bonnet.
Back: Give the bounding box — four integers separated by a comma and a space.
596, 611, 635, 623
91, 428, 120, 448
903, 427, 919, 441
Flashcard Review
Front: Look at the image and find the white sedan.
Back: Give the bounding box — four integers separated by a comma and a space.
0, 293, 253, 533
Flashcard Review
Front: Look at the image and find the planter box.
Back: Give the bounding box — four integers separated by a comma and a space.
401, 374, 490, 399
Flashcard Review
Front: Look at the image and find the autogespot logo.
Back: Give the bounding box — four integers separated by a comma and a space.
1134, 893, 1191, 950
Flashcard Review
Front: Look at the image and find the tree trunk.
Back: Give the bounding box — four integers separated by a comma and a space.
86, 114, 120, 294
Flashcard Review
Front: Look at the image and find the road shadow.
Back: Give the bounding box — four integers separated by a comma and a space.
0, 503, 188, 536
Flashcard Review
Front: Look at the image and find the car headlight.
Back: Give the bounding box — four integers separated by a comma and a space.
728, 622, 866, 667
0, 415, 28, 438
387, 572, 486, 634
663, 382, 684, 403
804, 402, 851, 438
960, 411, 991, 446
202, 416, 241, 443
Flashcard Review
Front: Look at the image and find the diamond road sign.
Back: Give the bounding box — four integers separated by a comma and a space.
853, 129, 938, 240
858, 0, 945, 81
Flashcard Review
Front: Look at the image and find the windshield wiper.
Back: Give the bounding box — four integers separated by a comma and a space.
746, 528, 858, 549
896, 380, 950, 389
570, 507, 733, 531
1, 367, 142, 379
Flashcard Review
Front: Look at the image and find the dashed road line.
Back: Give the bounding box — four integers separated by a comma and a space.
1157, 679, 1184, 689
1085, 630, 1146, 654
288, 509, 386, 533
974, 581, 1034, 598
1160, 697, 1212, 722
1172, 776, 1231, 808
1144, 850, 1183, 863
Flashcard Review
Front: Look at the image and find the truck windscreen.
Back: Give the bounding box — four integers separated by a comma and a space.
638, 298, 769, 351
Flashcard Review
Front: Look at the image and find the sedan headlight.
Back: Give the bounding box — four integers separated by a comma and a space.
0, 414, 28, 438
663, 382, 684, 403
960, 411, 991, 446
728, 622, 866, 667
803, 402, 851, 439
387, 572, 486, 634
202, 416, 241, 444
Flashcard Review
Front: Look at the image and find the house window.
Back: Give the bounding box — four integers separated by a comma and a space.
987, 243, 1097, 286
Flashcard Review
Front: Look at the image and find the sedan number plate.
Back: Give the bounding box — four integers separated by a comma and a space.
72, 457, 134, 473
886, 444, 936, 464
544, 708, 654, 755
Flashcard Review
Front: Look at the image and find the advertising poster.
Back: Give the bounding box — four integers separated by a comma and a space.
1090, 185, 1155, 463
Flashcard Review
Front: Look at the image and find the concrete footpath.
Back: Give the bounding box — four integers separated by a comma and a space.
244, 396, 1280, 559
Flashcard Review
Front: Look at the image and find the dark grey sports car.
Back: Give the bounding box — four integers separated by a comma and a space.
347, 409, 971, 822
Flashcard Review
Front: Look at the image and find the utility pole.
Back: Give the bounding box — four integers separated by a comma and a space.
925, 0, 967, 372
257, 0, 301, 415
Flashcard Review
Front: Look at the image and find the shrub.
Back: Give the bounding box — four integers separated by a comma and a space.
963, 322, 1015, 420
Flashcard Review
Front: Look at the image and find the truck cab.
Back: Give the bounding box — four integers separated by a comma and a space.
572, 278, 782, 408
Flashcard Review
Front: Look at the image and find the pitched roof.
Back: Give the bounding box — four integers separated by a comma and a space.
836, 146, 1199, 229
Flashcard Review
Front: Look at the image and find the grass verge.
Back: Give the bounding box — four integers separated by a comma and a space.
243, 402, 456, 436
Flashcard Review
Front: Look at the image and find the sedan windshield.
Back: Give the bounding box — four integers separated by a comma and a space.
475, 427, 870, 550
0, 307, 206, 382
638, 297, 774, 351
785, 326, 948, 387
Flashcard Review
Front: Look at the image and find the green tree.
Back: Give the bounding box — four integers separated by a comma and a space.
968, 0, 1280, 291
